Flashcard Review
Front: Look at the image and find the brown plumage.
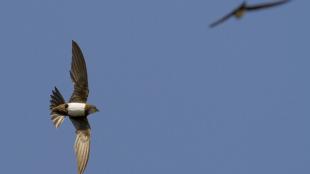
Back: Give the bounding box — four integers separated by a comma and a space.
69, 41, 93, 174
71, 118, 91, 174
209, 0, 291, 28
75, 130, 91, 174
49, 40, 99, 174
70, 41, 89, 103
50, 87, 66, 128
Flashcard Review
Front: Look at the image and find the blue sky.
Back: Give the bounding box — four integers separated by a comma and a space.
0, 0, 309, 173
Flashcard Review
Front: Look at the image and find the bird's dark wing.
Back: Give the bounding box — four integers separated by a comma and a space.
209, 10, 236, 28
70, 117, 91, 174
69, 40, 89, 103
209, 3, 246, 28
70, 117, 91, 130
246, 0, 290, 11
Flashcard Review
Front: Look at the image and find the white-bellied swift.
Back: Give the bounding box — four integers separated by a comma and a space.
50, 40, 99, 174
209, 0, 290, 28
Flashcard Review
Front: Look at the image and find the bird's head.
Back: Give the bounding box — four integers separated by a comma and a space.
86, 104, 99, 115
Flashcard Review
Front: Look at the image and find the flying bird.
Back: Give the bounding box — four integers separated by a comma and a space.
50, 40, 99, 174
209, 0, 290, 28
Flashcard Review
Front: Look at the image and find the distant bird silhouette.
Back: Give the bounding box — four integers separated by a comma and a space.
209, 0, 290, 28
50, 40, 99, 174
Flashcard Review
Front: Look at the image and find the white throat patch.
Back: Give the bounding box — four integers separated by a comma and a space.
68, 103, 86, 116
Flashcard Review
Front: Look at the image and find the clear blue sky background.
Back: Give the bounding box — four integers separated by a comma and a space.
0, 0, 308, 173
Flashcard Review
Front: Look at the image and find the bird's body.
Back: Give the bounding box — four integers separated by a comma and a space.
68, 103, 87, 116
235, 8, 245, 18
50, 40, 98, 174
68, 103, 86, 116
52, 102, 97, 117
209, 0, 291, 28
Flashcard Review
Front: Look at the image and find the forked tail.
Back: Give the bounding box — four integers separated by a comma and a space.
50, 87, 66, 128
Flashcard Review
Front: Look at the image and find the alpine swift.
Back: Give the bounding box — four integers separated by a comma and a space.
49, 40, 99, 174
209, 0, 290, 28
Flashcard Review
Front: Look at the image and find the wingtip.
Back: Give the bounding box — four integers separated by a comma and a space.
209, 24, 216, 28
72, 40, 82, 51
285, 0, 292, 3
72, 40, 78, 46
276, 0, 291, 4
209, 21, 222, 28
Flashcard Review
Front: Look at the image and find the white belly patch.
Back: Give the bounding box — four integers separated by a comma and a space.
68, 103, 86, 116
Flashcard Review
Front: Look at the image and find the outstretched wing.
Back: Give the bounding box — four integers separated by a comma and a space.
209, 12, 235, 28
70, 117, 91, 174
246, 0, 290, 11
69, 40, 89, 103
209, 3, 244, 28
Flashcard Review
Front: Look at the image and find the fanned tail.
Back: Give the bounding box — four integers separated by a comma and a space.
51, 114, 65, 128
50, 87, 66, 128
